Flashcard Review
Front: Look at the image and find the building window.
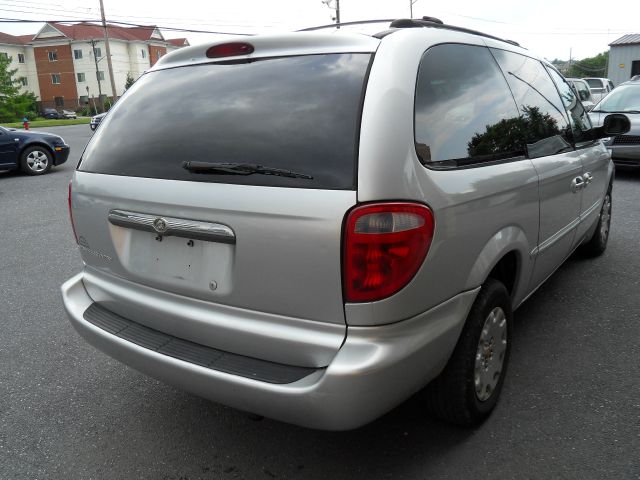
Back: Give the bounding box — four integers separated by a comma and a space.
157, 51, 162, 59
141, 49, 146, 58
93, 47, 102, 58
77, 72, 86, 82
80, 95, 89, 105
96, 71, 105, 81
20, 77, 28, 86
18, 53, 25, 63
54, 97, 64, 108
74, 49, 83, 60
48, 51, 58, 62
51, 73, 61, 84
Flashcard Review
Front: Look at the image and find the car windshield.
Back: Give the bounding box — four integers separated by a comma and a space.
595, 84, 640, 112
585, 79, 602, 88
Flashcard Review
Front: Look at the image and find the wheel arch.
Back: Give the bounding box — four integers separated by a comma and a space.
464, 226, 533, 307
20, 142, 55, 163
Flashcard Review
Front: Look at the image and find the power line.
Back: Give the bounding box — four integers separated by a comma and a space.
0, 17, 255, 35
0, 0, 290, 29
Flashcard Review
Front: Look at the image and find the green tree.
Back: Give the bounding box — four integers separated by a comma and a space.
567, 51, 608, 78
0, 54, 38, 122
124, 72, 135, 91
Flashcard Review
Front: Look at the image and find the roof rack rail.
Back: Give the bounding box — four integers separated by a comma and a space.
298, 19, 395, 32
388, 17, 521, 47
297, 16, 522, 48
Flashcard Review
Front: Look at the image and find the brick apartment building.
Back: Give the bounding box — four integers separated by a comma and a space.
0, 22, 189, 111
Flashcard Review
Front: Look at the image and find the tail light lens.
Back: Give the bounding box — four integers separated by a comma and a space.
343, 203, 434, 302
68, 182, 78, 244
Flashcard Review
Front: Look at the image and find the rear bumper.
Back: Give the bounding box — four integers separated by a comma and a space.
61, 272, 478, 430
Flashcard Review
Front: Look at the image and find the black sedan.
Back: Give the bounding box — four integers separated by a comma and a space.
0, 126, 70, 175
41, 108, 61, 119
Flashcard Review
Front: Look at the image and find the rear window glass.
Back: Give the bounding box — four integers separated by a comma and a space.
585, 79, 602, 89
79, 53, 372, 190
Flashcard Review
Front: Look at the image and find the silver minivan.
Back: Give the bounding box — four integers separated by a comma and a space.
61, 18, 629, 430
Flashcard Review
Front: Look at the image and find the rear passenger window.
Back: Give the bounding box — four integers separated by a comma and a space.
491, 49, 573, 158
414, 44, 525, 168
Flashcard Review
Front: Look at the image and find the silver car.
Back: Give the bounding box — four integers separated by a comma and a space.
61, 17, 628, 430
590, 77, 640, 167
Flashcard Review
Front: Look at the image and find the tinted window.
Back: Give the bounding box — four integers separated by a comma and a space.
79, 54, 372, 190
491, 49, 572, 158
585, 78, 605, 93
414, 44, 524, 168
546, 67, 592, 141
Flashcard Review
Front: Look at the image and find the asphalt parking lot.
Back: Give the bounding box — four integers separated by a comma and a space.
1, 124, 639, 479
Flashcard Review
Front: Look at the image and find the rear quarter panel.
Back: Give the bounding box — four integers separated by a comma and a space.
348, 30, 539, 326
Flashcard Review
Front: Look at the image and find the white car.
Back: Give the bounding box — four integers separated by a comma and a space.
62, 110, 77, 119
583, 77, 615, 104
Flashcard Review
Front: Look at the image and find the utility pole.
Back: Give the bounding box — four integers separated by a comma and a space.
321, 0, 340, 28
89, 38, 104, 112
99, 0, 118, 103
410, 0, 418, 18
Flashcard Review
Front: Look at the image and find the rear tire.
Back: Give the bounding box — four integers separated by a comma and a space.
580, 188, 612, 258
424, 278, 513, 426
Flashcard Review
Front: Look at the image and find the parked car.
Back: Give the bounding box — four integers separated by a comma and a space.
567, 77, 596, 111
0, 126, 70, 175
583, 77, 615, 104
61, 17, 629, 430
590, 76, 640, 167
89, 112, 107, 131
41, 108, 61, 119
62, 109, 77, 119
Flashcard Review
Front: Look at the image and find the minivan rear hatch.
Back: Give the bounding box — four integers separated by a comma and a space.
73, 48, 374, 329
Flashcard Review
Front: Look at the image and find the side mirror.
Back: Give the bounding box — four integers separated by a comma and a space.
602, 113, 631, 135
591, 114, 631, 139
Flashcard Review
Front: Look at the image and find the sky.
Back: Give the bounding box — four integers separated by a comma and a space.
1, 0, 638, 61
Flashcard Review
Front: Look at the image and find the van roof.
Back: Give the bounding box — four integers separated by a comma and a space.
152, 17, 523, 71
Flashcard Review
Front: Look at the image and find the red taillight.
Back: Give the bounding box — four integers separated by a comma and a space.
68, 182, 78, 244
343, 203, 434, 302
206, 42, 254, 58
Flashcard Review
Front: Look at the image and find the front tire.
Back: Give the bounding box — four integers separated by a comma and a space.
580, 189, 612, 257
424, 278, 513, 426
20, 146, 52, 175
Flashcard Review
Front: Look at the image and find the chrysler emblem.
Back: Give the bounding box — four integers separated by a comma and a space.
153, 217, 168, 234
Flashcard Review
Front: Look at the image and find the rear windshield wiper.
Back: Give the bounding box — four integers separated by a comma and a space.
182, 161, 313, 179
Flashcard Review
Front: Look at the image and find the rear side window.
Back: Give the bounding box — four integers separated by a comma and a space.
414, 44, 525, 168
79, 54, 372, 190
491, 49, 572, 158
